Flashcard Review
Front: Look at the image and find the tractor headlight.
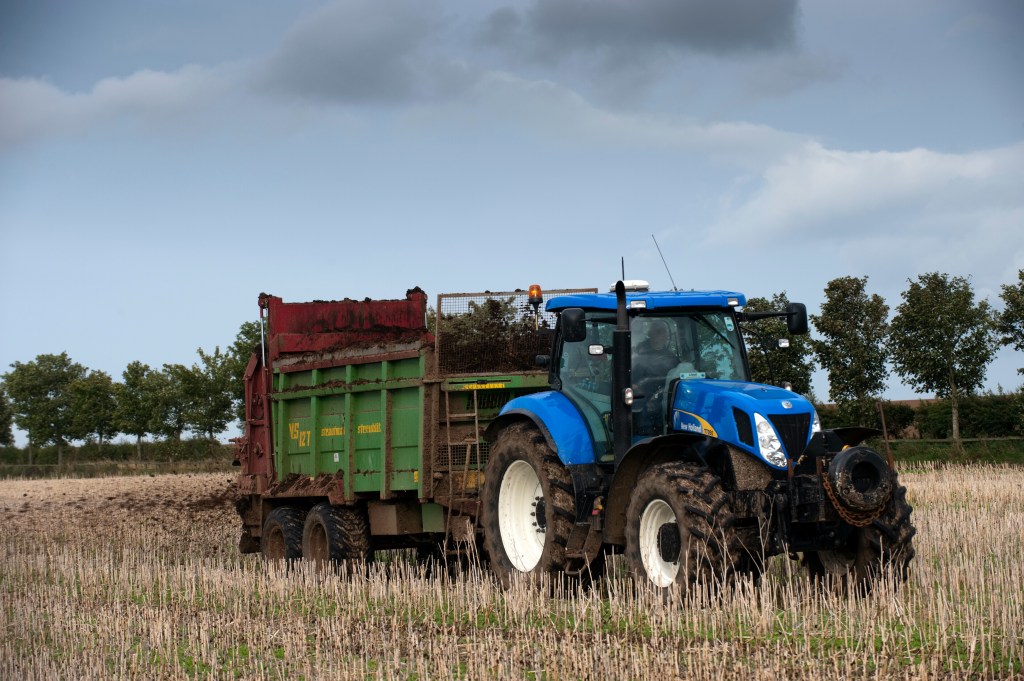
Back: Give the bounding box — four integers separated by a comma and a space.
812, 410, 822, 433
754, 413, 787, 467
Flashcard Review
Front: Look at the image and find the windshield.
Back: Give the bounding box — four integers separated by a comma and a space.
556, 310, 748, 448
632, 311, 748, 385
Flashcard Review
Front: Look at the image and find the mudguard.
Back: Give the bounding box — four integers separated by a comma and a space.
484, 391, 597, 466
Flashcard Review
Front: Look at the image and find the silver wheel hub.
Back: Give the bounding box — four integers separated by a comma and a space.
639, 499, 680, 588
498, 460, 545, 572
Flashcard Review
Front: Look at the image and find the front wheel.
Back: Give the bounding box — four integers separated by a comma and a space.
481, 423, 579, 587
803, 481, 916, 593
625, 462, 738, 593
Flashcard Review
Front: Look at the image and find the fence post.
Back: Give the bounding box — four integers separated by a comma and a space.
877, 399, 893, 462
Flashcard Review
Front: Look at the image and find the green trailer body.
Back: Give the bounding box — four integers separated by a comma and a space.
272, 355, 428, 498
234, 286, 594, 551
271, 359, 550, 499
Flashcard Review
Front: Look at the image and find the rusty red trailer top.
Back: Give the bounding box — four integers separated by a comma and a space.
258, 288, 432, 361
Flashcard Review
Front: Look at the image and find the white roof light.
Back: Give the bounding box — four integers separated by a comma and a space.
611, 280, 650, 292
629, 300, 647, 309
727, 297, 740, 307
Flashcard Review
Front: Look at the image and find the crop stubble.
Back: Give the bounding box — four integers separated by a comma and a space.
0, 466, 1021, 679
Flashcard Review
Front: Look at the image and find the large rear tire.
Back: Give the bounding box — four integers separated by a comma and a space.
302, 502, 371, 567
803, 480, 916, 593
261, 506, 305, 563
481, 423, 581, 587
625, 462, 738, 594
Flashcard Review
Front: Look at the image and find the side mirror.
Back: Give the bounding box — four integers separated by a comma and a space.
561, 308, 587, 343
786, 303, 808, 335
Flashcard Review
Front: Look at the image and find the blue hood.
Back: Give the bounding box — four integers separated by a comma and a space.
670, 379, 816, 468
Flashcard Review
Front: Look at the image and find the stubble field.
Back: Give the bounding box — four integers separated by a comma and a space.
1, 466, 1022, 680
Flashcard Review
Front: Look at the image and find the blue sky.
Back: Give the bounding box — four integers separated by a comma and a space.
1, 0, 1022, 440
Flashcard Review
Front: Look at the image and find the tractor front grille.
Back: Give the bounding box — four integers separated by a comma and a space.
769, 413, 811, 460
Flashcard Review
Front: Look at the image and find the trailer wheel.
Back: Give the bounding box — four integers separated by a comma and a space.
803, 480, 916, 593
625, 462, 738, 594
482, 423, 580, 587
302, 502, 371, 567
261, 506, 305, 562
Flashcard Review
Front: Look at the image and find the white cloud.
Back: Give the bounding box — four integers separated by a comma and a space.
707, 141, 1024, 319
0, 65, 229, 149
712, 141, 1024, 241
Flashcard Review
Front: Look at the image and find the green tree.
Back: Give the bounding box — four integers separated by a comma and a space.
227, 320, 263, 422
0, 385, 14, 447
741, 293, 816, 397
183, 347, 235, 440
810, 276, 889, 426
69, 370, 118, 450
997, 268, 1024, 375
148, 365, 190, 442
115, 361, 154, 460
890, 272, 998, 451
2, 352, 86, 465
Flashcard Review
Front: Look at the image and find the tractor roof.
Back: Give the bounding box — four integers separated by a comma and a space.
545, 290, 746, 312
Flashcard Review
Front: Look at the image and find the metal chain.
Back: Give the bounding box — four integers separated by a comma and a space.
821, 475, 887, 528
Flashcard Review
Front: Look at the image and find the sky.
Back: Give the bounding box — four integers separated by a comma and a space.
1, 0, 1022, 442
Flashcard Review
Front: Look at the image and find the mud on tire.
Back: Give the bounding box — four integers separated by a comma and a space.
803, 479, 916, 593
302, 502, 372, 567
481, 422, 581, 587
625, 462, 739, 594
261, 506, 305, 562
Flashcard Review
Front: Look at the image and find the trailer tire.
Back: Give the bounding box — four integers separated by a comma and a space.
625, 462, 738, 595
482, 423, 579, 587
302, 502, 371, 568
261, 506, 305, 563
803, 481, 916, 593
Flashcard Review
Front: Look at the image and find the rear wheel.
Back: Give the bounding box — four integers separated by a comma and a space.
482, 423, 582, 586
803, 481, 916, 592
261, 506, 304, 562
625, 462, 738, 594
302, 502, 371, 567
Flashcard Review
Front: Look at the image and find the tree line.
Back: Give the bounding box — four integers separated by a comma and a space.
0, 322, 261, 465
741, 270, 1024, 452
1, 271, 1022, 460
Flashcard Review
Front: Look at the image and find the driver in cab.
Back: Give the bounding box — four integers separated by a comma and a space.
632, 320, 678, 390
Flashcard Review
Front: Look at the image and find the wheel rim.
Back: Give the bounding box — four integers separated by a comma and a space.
498, 460, 545, 572
639, 499, 680, 588
307, 522, 329, 563
264, 527, 285, 560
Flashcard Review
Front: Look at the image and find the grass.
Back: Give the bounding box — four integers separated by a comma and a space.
1, 467, 1022, 679
881, 438, 1024, 466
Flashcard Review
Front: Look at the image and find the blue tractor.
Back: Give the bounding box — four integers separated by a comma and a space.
481, 281, 915, 592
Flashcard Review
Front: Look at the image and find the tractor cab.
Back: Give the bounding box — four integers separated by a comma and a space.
544, 283, 814, 469
547, 287, 752, 450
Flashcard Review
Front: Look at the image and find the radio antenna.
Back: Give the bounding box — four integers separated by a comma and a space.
652, 234, 678, 291
620, 256, 625, 280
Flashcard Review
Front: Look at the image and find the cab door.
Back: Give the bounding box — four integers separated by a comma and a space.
557, 318, 614, 462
